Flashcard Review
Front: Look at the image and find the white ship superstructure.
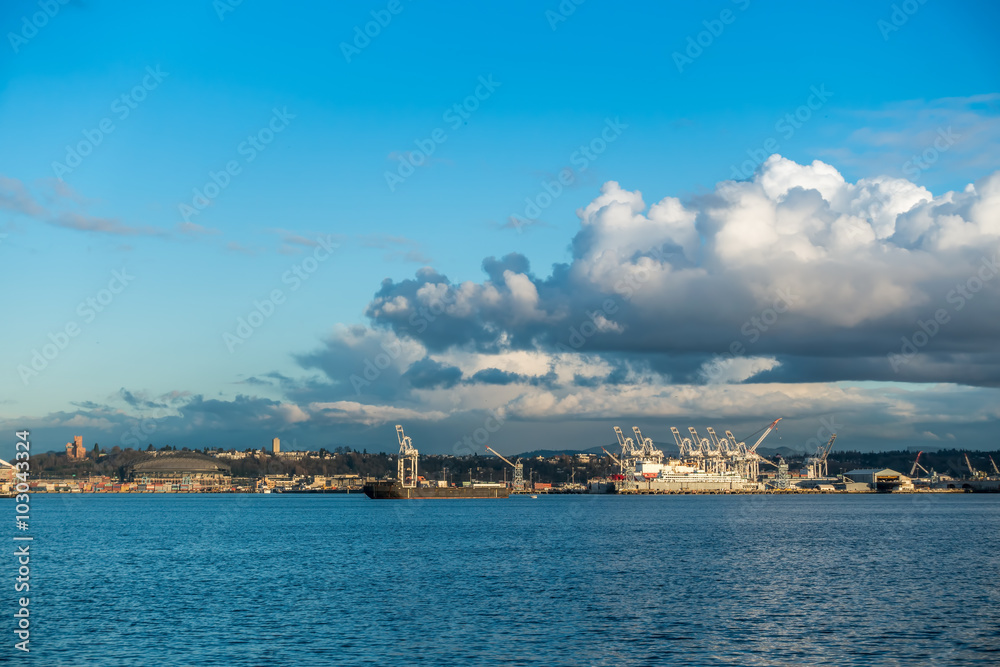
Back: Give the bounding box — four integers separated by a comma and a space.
598, 419, 783, 492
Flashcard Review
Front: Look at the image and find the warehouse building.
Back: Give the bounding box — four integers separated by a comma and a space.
844, 468, 911, 492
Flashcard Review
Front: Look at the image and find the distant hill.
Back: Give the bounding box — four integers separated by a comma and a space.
516, 445, 613, 458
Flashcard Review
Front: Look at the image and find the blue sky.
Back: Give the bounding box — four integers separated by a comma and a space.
2, 0, 999, 458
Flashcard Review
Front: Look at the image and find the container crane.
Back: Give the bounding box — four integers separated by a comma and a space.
396, 425, 418, 488
670, 427, 692, 458
632, 426, 664, 462
485, 446, 524, 489
727, 418, 782, 481
803, 434, 836, 479
613, 426, 638, 488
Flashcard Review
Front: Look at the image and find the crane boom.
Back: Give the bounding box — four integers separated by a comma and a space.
990, 455, 1000, 476
910, 451, 923, 477
964, 453, 977, 476
485, 446, 515, 468
613, 426, 628, 450
602, 447, 621, 466
821, 434, 836, 460
748, 418, 782, 454
670, 427, 688, 456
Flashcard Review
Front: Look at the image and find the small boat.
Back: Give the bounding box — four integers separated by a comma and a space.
530, 495, 538, 499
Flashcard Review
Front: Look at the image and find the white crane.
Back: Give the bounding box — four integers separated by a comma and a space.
613, 426, 638, 488
396, 424, 418, 488
670, 427, 692, 458
486, 446, 524, 489
726, 418, 782, 481
803, 434, 836, 479
632, 426, 664, 462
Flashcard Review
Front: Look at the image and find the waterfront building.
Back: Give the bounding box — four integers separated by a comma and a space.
127, 456, 232, 490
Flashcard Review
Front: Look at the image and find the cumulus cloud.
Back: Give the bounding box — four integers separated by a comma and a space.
363, 156, 1000, 387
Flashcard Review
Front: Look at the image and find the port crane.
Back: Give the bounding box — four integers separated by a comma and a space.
990, 456, 1000, 477
632, 427, 664, 463
396, 425, 418, 488
964, 453, 986, 480
670, 427, 693, 458
803, 434, 836, 479
613, 426, 639, 488
909, 451, 930, 478
485, 446, 524, 489
602, 447, 621, 467
724, 417, 782, 480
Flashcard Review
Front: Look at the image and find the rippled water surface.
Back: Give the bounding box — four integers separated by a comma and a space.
23, 493, 1000, 665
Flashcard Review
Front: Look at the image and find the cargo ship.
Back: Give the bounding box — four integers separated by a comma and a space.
363, 480, 509, 499
363, 425, 510, 500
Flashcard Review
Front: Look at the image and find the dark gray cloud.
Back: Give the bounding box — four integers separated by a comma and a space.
402, 358, 462, 389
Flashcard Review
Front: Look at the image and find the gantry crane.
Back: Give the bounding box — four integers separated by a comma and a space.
803, 434, 836, 479
632, 426, 664, 462
396, 425, 418, 488
990, 456, 1000, 477
613, 426, 638, 488
670, 427, 692, 458
486, 446, 524, 489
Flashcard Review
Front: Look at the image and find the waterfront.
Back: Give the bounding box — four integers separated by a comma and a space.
23, 494, 1000, 665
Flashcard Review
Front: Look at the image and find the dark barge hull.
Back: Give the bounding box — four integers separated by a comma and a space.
363, 481, 509, 499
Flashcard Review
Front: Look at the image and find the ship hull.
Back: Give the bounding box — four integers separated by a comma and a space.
363, 481, 509, 499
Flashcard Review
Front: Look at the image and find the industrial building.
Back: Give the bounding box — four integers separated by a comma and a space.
844, 468, 912, 492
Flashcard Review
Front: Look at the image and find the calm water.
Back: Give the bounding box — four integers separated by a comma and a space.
15, 493, 1000, 666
